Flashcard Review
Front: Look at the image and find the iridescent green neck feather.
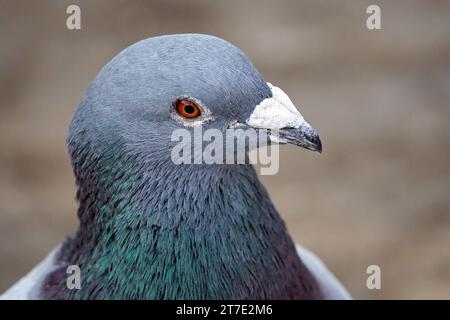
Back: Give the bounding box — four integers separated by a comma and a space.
42, 142, 321, 299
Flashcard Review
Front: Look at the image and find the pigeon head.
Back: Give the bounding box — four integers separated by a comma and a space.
68, 34, 321, 170
55, 34, 324, 299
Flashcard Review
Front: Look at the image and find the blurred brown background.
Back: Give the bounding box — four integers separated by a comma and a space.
0, 0, 449, 299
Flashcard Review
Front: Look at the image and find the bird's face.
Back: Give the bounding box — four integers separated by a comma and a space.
69, 34, 321, 166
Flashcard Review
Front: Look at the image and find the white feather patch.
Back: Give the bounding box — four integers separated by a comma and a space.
296, 245, 352, 300
246, 83, 305, 129
0, 244, 61, 300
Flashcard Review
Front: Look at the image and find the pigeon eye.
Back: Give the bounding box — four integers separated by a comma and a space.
175, 99, 201, 119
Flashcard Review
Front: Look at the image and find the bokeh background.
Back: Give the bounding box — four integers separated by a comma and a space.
0, 0, 449, 299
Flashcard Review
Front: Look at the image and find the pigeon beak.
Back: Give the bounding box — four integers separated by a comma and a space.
245, 83, 322, 153
275, 123, 322, 153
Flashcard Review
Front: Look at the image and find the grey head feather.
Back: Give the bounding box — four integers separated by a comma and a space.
69, 33, 271, 162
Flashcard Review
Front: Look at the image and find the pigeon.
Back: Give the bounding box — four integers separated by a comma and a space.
1, 34, 350, 300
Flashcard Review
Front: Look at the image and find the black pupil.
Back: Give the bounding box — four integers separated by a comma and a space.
184, 104, 195, 114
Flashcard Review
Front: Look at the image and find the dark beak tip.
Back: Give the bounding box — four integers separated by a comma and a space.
316, 137, 323, 153
307, 133, 322, 153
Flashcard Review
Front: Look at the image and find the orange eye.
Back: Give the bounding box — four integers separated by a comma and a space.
175, 98, 201, 119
